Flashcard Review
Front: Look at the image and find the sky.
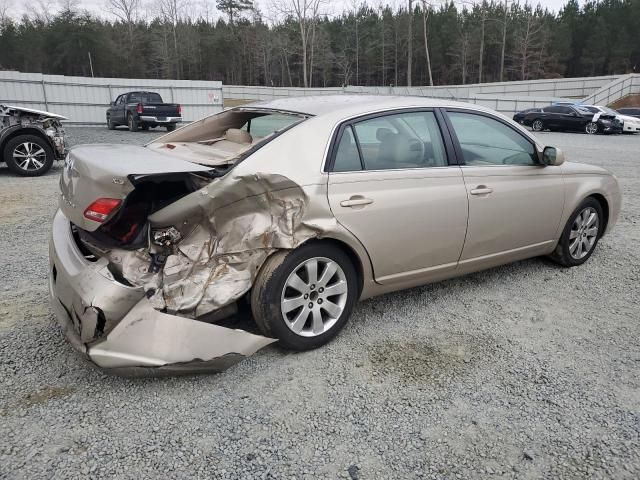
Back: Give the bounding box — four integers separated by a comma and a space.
8, 0, 582, 20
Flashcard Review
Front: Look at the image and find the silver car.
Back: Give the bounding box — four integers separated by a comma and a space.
49, 96, 621, 375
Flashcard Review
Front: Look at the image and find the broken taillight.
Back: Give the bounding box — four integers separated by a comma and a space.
84, 198, 122, 223
136, 103, 143, 114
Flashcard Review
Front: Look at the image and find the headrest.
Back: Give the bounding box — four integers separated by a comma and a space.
225, 128, 252, 144
376, 127, 393, 142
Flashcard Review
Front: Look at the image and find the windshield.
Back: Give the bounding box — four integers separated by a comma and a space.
575, 107, 593, 114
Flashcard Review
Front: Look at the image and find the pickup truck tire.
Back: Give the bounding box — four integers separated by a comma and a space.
141, 124, 149, 131
166, 124, 176, 132
107, 115, 116, 130
3, 134, 54, 177
127, 113, 139, 132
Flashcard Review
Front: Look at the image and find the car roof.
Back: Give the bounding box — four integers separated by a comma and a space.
246, 95, 497, 118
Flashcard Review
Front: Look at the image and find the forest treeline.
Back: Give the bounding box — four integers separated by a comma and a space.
0, 0, 638, 88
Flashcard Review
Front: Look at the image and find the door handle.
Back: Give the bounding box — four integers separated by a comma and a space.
340, 196, 374, 207
470, 186, 493, 195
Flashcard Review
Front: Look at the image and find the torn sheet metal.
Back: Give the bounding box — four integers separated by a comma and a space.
110, 173, 326, 318
87, 299, 275, 370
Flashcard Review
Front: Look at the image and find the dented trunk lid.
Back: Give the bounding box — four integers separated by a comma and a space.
60, 144, 213, 232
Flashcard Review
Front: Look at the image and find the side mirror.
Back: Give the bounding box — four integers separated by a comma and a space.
542, 146, 565, 166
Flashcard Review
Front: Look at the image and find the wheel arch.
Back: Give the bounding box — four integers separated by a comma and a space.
301, 237, 366, 299
587, 193, 609, 236
1, 126, 53, 158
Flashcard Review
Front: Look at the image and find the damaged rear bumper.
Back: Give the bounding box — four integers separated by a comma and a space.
48, 209, 275, 375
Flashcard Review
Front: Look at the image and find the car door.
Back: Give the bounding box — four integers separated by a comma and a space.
541, 106, 563, 129
444, 109, 564, 267
561, 106, 587, 131
327, 109, 469, 285
114, 94, 126, 123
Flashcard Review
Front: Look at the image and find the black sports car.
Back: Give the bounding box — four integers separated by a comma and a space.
521, 105, 622, 134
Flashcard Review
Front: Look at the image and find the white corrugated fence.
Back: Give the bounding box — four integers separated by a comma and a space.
0, 71, 224, 124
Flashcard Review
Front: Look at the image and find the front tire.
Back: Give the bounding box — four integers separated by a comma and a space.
251, 243, 358, 350
550, 198, 603, 267
107, 115, 116, 130
3, 134, 54, 177
585, 122, 599, 134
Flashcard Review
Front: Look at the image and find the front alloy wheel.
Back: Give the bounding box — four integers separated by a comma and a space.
585, 122, 598, 134
568, 207, 599, 260
3, 134, 54, 176
550, 198, 603, 267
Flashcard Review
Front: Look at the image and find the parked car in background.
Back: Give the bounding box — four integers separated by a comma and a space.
1, 104, 66, 176
513, 107, 541, 124
522, 104, 622, 134
50, 96, 621, 375
581, 105, 640, 134
616, 107, 640, 119
106, 91, 182, 132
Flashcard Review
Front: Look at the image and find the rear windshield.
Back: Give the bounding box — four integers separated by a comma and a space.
143, 93, 163, 103
128, 92, 163, 103
241, 113, 302, 137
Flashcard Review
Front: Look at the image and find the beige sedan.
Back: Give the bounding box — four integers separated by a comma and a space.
49, 96, 621, 374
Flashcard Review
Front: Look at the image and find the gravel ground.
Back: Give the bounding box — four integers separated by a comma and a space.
0, 127, 638, 480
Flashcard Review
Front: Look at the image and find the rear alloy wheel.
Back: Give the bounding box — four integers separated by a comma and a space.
585, 122, 599, 134
251, 243, 358, 350
3, 134, 54, 177
532, 119, 544, 132
127, 114, 139, 132
550, 198, 602, 267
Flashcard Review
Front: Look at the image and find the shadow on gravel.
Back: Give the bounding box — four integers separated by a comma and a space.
366, 332, 497, 385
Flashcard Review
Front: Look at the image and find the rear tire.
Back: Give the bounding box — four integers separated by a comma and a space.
127, 114, 139, 132
532, 119, 545, 132
251, 243, 358, 351
549, 197, 603, 267
166, 124, 176, 132
3, 134, 54, 177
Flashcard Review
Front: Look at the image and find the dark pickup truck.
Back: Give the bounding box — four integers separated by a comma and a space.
106, 91, 182, 132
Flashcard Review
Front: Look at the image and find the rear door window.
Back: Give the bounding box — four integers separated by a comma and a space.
351, 111, 447, 170
333, 126, 362, 172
